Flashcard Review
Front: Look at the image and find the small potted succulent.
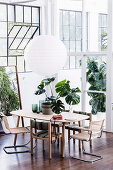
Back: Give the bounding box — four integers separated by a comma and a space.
35, 77, 81, 115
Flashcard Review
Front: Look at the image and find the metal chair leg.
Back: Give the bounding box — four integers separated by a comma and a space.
3, 141, 30, 154
71, 140, 103, 163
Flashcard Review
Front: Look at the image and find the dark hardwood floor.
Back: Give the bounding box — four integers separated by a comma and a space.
0, 131, 113, 170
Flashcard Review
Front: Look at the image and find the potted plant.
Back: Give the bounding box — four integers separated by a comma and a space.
35, 77, 63, 115
35, 77, 81, 114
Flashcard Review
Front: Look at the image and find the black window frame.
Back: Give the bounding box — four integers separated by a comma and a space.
0, 2, 40, 73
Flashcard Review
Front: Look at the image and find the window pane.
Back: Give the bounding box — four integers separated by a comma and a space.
9, 26, 21, 38
16, 6, 23, 22
59, 11, 63, 27
76, 27, 82, 40
76, 56, 82, 68
10, 38, 22, 49
32, 7, 39, 23
86, 55, 106, 91
17, 26, 29, 38
76, 41, 81, 51
85, 92, 106, 116
0, 22, 7, 37
0, 57, 7, 66
8, 5, 14, 22
63, 41, 69, 53
102, 15, 107, 27
70, 26, 75, 41
0, 39, 7, 56
76, 12, 81, 27
63, 56, 69, 69
70, 12, 75, 25
70, 56, 75, 69
24, 7, 31, 23
17, 56, 24, 72
99, 14, 107, 51
32, 28, 39, 38
8, 57, 16, 65
25, 27, 37, 38
70, 41, 75, 53
0, 4, 7, 21
18, 39, 29, 49
63, 26, 69, 40
63, 11, 69, 25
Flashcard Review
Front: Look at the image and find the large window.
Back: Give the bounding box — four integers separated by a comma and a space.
0, 3, 40, 72
59, 10, 82, 70
99, 14, 107, 51
59, 9, 88, 69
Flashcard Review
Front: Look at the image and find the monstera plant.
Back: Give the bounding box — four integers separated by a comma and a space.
87, 60, 106, 115
35, 78, 81, 114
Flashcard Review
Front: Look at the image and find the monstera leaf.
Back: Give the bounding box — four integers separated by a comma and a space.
65, 91, 80, 105
35, 84, 45, 95
55, 79, 70, 97
51, 99, 65, 114
41, 77, 55, 86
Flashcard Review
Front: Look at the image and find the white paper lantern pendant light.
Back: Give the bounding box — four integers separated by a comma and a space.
24, 35, 67, 76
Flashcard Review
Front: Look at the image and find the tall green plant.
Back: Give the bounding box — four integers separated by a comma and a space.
0, 67, 19, 116
86, 60, 106, 115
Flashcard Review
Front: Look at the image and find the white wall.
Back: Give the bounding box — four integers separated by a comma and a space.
19, 72, 44, 110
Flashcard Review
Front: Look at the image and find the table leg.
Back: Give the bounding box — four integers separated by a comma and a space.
48, 122, 52, 159
43, 141, 45, 151
14, 116, 20, 146
78, 121, 81, 149
30, 119, 33, 155
57, 127, 59, 145
62, 122, 65, 158
21, 117, 24, 127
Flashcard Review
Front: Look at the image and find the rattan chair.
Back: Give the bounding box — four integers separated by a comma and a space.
70, 120, 104, 163
30, 119, 63, 159
3, 115, 30, 154
65, 111, 92, 145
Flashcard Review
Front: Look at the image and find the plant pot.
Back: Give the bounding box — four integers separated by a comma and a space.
42, 103, 53, 115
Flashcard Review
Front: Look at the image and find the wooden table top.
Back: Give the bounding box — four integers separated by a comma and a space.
11, 110, 89, 123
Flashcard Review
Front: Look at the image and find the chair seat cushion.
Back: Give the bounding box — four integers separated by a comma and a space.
32, 120, 48, 130
51, 122, 63, 127
33, 130, 62, 138
65, 124, 78, 130
10, 127, 30, 134
65, 124, 89, 131
70, 132, 98, 141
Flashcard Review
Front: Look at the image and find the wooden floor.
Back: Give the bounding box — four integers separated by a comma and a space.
0, 131, 113, 170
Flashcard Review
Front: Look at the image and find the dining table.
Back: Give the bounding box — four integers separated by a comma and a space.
11, 110, 89, 159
